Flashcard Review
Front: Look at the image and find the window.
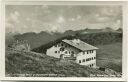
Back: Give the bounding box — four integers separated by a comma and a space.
55, 51, 57, 53
86, 58, 93, 61
61, 43, 64, 46
89, 50, 93, 53
86, 59, 88, 61
83, 59, 85, 62
83, 52, 85, 54
94, 57, 96, 59
60, 47, 64, 51
90, 65, 91, 67
71, 54, 74, 57
86, 58, 89, 61
89, 58, 91, 61
79, 60, 81, 63
69, 51, 70, 54
71, 51, 74, 54
55, 45, 57, 47
65, 45, 67, 48
58, 44, 60, 47
65, 51, 68, 54
88, 50, 93, 53
92, 57, 93, 60
87, 51, 89, 54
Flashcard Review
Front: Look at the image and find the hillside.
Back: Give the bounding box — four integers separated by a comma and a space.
32, 42, 122, 73
96, 42, 122, 72
6, 49, 110, 77
6, 28, 122, 75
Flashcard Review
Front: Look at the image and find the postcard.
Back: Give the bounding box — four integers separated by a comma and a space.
0, 0, 127, 81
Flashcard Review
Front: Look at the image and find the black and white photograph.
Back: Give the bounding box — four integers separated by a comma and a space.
4, 1, 124, 78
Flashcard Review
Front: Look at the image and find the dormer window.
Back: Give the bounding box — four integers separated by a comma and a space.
87, 51, 89, 54
79, 60, 81, 63
60, 47, 65, 51
83, 51, 85, 54
55, 51, 57, 53
65, 51, 68, 54
58, 44, 60, 47
71, 51, 74, 54
61, 43, 64, 46
65, 45, 68, 48
71, 54, 74, 57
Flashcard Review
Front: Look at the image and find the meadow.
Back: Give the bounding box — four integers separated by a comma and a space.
6, 49, 108, 77
96, 42, 122, 72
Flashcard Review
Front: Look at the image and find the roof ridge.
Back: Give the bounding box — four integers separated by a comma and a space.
62, 39, 98, 51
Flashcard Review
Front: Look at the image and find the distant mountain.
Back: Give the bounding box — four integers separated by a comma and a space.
5, 32, 20, 48
13, 30, 77, 49
6, 28, 122, 50
116, 28, 122, 33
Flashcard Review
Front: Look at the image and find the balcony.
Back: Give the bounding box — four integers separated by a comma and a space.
64, 56, 76, 60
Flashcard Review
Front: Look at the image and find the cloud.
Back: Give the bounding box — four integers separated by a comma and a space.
100, 6, 122, 17
6, 11, 20, 28
96, 16, 110, 22
6, 22, 14, 28
95, 14, 100, 17
5, 5, 122, 33
5, 11, 21, 32
111, 20, 121, 30
40, 5, 51, 14
57, 16, 65, 23
26, 17, 31, 21
41, 4, 49, 9
10, 11, 20, 23
76, 15, 81, 19
51, 26, 58, 32
101, 8, 113, 16
69, 18, 75, 21
68, 15, 81, 22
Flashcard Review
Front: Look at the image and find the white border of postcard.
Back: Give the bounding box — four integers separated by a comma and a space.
0, 0, 128, 81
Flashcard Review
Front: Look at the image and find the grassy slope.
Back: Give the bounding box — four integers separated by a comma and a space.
6, 49, 107, 77
96, 42, 122, 72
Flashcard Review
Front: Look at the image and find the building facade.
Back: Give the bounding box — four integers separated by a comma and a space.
46, 39, 98, 68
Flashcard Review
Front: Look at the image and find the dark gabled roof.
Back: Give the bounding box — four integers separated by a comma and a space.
32, 37, 98, 53
32, 35, 76, 53
62, 39, 98, 51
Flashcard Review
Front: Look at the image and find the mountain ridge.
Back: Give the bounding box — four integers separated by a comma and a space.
6, 28, 122, 50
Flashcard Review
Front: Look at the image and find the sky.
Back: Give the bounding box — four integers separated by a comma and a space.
5, 5, 122, 33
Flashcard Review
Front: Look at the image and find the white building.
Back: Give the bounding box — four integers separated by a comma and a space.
46, 39, 98, 68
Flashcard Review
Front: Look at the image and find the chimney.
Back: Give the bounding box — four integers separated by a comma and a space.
72, 39, 80, 45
